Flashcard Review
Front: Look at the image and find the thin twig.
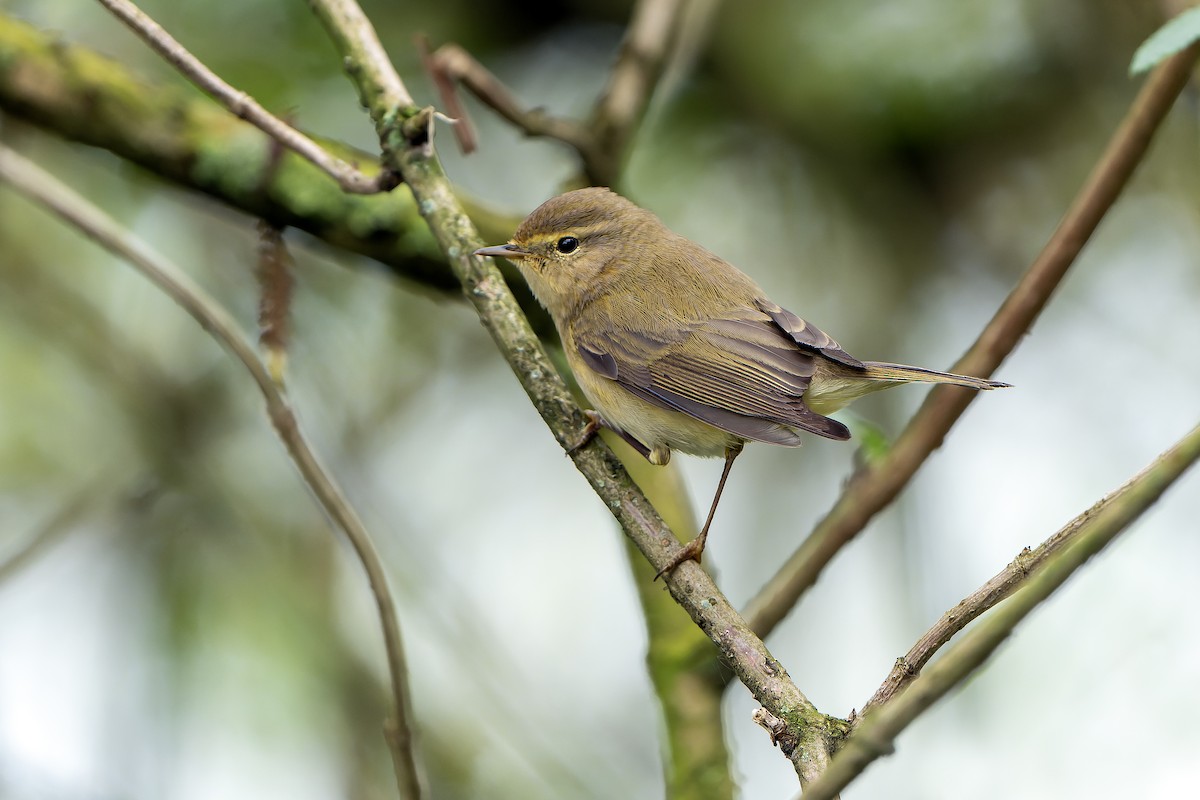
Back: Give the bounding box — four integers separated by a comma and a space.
94, 0, 394, 194
741, 41, 1200, 641
307, 0, 843, 785
419, 0, 700, 185
0, 145, 424, 800
0, 477, 117, 584
859, 488, 1123, 716
801, 421, 1200, 800
417, 38, 596, 157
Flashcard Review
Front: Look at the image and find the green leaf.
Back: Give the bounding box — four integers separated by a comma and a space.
845, 414, 893, 466
1130, 7, 1200, 75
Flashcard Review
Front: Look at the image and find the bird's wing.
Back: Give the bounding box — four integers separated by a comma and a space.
575, 304, 853, 444
754, 299, 865, 370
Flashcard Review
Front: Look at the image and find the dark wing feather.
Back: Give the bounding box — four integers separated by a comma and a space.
756, 299, 865, 370
576, 305, 852, 443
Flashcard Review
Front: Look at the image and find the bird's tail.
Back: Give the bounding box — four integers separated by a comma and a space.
861, 362, 1010, 391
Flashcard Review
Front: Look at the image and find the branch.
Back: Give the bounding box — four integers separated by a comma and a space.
859, 490, 1117, 715
307, 0, 414, 123
307, 0, 843, 785
0, 476, 124, 584
801, 420, 1200, 800
617, 449, 734, 797
0, 15, 539, 300
417, 14, 738, 784
740, 40, 1200, 640
417, 29, 732, 778
95, 0, 394, 194
586, 0, 688, 183
0, 145, 424, 800
417, 38, 595, 158
420, 0, 699, 186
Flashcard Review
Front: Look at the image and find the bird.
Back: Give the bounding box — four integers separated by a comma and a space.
475, 187, 1007, 578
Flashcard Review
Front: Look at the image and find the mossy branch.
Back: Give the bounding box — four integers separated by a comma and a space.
0, 14, 528, 297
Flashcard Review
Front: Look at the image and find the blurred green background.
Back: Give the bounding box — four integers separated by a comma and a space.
2, 1, 1199, 798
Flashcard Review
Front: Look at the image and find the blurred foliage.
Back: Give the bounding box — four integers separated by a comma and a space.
2, 1, 1199, 799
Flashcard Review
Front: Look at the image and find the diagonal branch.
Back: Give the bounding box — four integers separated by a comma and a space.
740, 41, 1200, 641
801, 420, 1200, 800
859, 486, 1121, 716
0, 475, 125, 584
307, 0, 843, 785
0, 145, 424, 800
95, 0, 396, 194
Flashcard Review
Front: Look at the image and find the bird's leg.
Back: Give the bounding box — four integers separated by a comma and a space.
655, 443, 743, 580
567, 411, 655, 462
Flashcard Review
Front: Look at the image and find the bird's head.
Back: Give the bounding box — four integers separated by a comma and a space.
474, 187, 660, 319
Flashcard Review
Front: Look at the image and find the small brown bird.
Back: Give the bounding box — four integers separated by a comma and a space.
476, 187, 1006, 577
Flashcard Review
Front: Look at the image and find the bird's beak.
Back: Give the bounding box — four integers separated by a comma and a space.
474, 243, 529, 260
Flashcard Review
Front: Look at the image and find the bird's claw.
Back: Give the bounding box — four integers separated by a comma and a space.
654, 536, 706, 581
566, 411, 603, 455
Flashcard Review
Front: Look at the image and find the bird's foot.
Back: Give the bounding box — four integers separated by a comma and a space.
654, 535, 707, 581
566, 411, 603, 455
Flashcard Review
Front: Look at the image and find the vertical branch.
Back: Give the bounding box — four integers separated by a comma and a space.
307, 0, 414, 123
587, 0, 690, 184
255, 222, 294, 385
618, 446, 735, 798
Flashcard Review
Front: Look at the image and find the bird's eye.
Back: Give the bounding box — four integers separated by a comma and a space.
556, 236, 580, 254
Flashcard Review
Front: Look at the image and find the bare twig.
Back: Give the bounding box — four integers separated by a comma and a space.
0, 145, 423, 800
308, 0, 843, 785
0, 477, 119, 584
802, 421, 1200, 800
741, 41, 1200, 641
420, 0, 702, 185
417, 38, 595, 157
94, 0, 394, 194
859, 487, 1121, 715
